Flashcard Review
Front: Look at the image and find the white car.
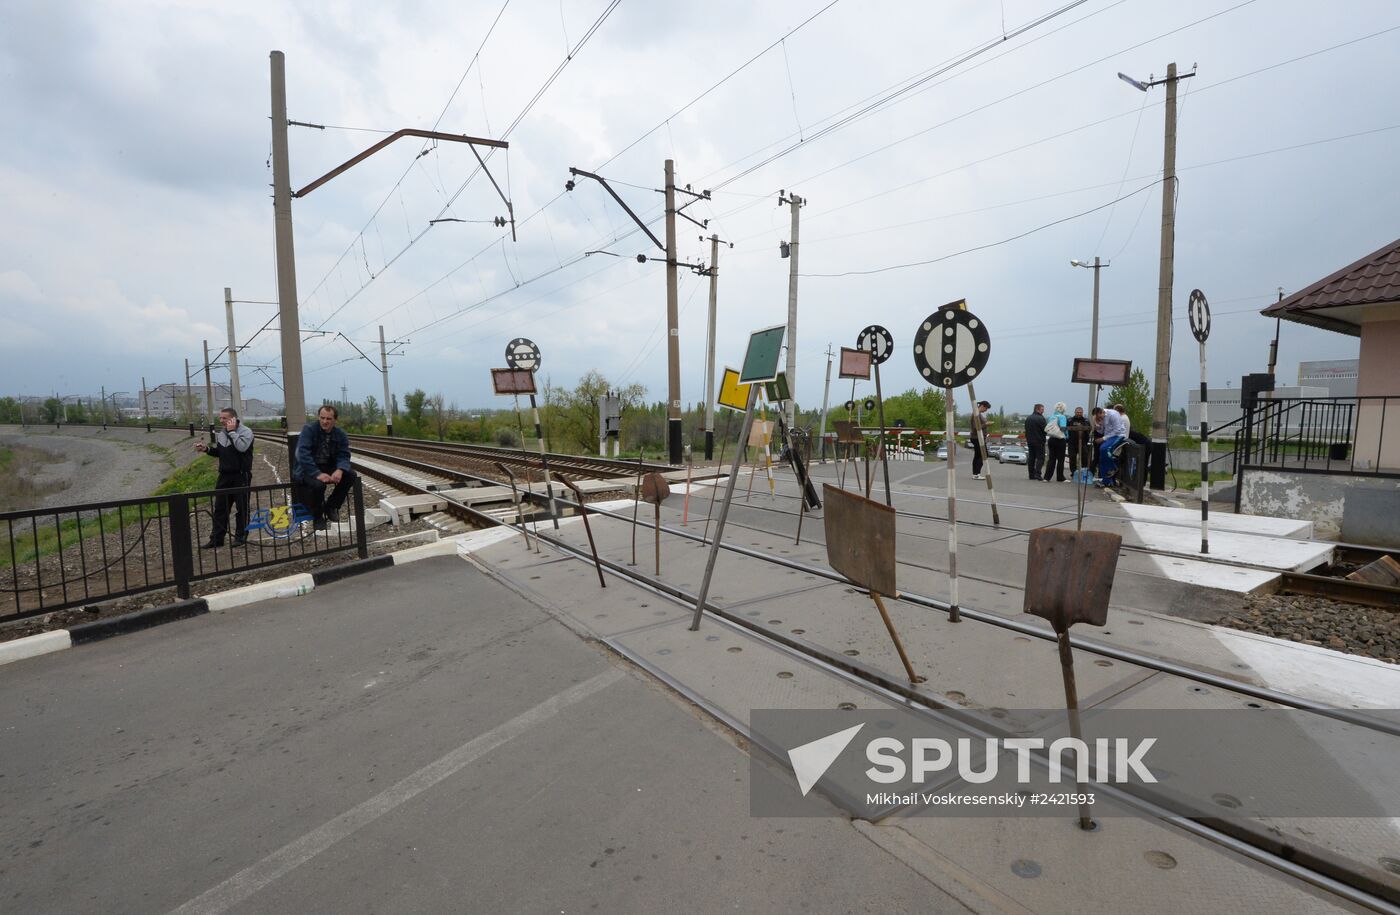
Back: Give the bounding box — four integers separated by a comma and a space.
998, 446, 1027, 465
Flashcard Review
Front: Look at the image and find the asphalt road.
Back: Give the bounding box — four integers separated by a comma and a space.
0, 556, 962, 914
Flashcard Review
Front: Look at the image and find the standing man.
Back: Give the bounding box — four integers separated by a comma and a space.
195, 408, 254, 548
1024, 403, 1047, 481
1098, 404, 1128, 486
1066, 406, 1093, 478
970, 399, 992, 481
294, 404, 357, 531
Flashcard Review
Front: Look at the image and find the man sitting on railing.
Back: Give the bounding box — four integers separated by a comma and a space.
293, 404, 357, 532
1096, 405, 1127, 487
195, 408, 254, 548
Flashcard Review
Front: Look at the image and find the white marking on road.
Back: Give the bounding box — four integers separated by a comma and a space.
260, 453, 283, 484
168, 668, 625, 915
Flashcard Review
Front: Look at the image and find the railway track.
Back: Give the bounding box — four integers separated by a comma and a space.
342, 445, 1400, 911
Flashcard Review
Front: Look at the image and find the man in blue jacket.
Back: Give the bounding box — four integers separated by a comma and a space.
294, 404, 356, 531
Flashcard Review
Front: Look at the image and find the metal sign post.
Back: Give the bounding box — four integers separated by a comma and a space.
560, 476, 606, 588
912, 300, 991, 624
495, 462, 535, 553
505, 338, 559, 529
857, 325, 895, 507
823, 484, 921, 683
1188, 289, 1212, 553
641, 473, 670, 575
965, 382, 1000, 526
1024, 527, 1123, 831
691, 325, 785, 632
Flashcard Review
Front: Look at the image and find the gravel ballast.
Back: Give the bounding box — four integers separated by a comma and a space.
1220, 592, 1399, 664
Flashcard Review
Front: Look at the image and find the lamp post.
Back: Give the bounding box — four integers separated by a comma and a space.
1071, 258, 1108, 408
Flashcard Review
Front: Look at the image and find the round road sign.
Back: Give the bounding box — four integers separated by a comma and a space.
845, 400, 854, 411
863, 398, 876, 412
505, 337, 541, 371
912, 302, 991, 389
856, 325, 895, 365
1188, 289, 1211, 343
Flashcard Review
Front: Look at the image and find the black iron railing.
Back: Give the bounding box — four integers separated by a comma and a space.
1225, 395, 1399, 478
0, 479, 367, 620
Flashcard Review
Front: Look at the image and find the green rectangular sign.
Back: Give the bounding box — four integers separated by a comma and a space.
739, 324, 786, 385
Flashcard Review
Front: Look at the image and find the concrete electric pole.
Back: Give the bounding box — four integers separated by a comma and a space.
1071, 257, 1109, 408
380, 325, 395, 436
663, 159, 683, 464
203, 339, 215, 432
780, 191, 803, 430
269, 51, 306, 458
224, 287, 242, 415
818, 344, 834, 461
702, 233, 732, 461
1121, 62, 1193, 489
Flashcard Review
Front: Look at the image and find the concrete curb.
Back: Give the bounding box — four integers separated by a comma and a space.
0, 542, 470, 670
68, 599, 208, 644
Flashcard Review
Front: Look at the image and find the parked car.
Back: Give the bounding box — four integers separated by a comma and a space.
986, 443, 1005, 459
998, 446, 1027, 465
935, 442, 950, 460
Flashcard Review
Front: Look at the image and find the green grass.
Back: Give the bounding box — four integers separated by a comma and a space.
1169, 469, 1234, 491
0, 447, 13, 473
0, 455, 222, 568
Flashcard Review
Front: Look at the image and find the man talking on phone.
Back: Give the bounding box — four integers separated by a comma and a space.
195, 408, 255, 548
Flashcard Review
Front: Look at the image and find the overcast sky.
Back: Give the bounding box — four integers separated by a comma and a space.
2, 0, 1396, 418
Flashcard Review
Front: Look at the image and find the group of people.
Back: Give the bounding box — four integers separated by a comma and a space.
194, 404, 358, 547
967, 400, 1136, 488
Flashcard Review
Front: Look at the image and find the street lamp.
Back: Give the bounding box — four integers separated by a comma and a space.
1071, 258, 1109, 408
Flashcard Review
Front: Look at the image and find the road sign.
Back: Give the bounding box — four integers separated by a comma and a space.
491, 368, 536, 395
505, 337, 541, 371
838, 347, 871, 380
856, 325, 894, 365
739, 324, 786, 384
863, 398, 875, 412
765, 372, 791, 403
912, 301, 990, 389
1188, 289, 1211, 343
717, 367, 751, 412
1071, 358, 1133, 386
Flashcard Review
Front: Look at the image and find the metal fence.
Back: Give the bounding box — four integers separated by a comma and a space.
1219, 395, 1400, 478
0, 479, 367, 620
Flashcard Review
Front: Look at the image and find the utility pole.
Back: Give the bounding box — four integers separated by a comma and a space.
270, 51, 306, 459
1149, 62, 1180, 489
1071, 258, 1108, 407
780, 191, 803, 430
140, 376, 149, 420
224, 287, 242, 415
664, 159, 683, 464
184, 358, 195, 426
379, 325, 395, 436
1266, 286, 1284, 384
1119, 63, 1193, 489
702, 233, 732, 461
818, 344, 834, 462
203, 339, 215, 433
100, 385, 108, 427
566, 160, 706, 466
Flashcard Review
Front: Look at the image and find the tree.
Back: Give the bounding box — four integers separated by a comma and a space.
402, 389, 427, 431
0, 397, 20, 424
42, 397, 62, 423
363, 394, 381, 427
543, 371, 646, 453
1107, 367, 1152, 435
429, 393, 448, 441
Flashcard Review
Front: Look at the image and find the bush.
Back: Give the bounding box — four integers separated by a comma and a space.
495, 427, 519, 447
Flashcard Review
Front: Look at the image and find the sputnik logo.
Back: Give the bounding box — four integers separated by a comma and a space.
787, 723, 865, 797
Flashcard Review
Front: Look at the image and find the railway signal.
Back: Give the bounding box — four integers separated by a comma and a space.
1189, 289, 1212, 554
502, 338, 559, 529
913, 300, 992, 624
857, 324, 895, 506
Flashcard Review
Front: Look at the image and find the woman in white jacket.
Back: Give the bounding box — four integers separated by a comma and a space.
1044, 402, 1069, 482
